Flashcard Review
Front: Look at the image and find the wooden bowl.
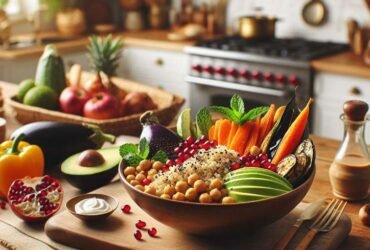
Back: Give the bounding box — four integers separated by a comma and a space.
118, 160, 315, 235
66, 194, 118, 221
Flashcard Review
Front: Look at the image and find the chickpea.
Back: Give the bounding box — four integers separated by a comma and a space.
135, 185, 144, 191
126, 174, 135, 182
160, 194, 171, 200
172, 192, 185, 201
145, 186, 156, 195
130, 180, 139, 186
250, 145, 261, 156
210, 188, 222, 202
124, 166, 136, 176
140, 159, 152, 171
164, 185, 176, 197
176, 180, 189, 193
220, 188, 229, 197
187, 174, 200, 186
147, 175, 154, 181
152, 161, 164, 171
199, 193, 212, 203
148, 169, 158, 176
136, 165, 142, 173
185, 188, 198, 202
193, 180, 207, 193
222, 196, 236, 204
135, 173, 146, 182
210, 179, 223, 190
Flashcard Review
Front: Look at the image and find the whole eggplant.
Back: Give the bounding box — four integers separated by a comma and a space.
10, 122, 115, 168
140, 111, 181, 159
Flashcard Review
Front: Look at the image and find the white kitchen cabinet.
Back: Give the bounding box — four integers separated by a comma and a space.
313, 72, 370, 143
120, 46, 189, 107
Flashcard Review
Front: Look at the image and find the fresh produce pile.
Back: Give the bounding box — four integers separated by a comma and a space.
16, 35, 157, 119
121, 94, 315, 204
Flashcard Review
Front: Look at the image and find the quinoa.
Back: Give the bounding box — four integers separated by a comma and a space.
149, 145, 239, 195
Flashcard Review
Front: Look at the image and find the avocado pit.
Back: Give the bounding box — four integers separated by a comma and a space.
78, 149, 105, 167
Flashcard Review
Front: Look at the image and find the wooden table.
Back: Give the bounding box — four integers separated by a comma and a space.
0, 81, 369, 249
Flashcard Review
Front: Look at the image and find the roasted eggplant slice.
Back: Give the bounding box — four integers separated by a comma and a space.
277, 154, 297, 178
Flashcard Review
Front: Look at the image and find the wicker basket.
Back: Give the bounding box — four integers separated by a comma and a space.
7, 73, 185, 136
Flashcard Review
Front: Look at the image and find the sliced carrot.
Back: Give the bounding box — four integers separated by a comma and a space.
212, 120, 223, 144
208, 125, 216, 140
273, 106, 286, 124
227, 122, 239, 148
229, 122, 253, 155
272, 98, 313, 165
258, 104, 276, 146
217, 119, 232, 146
244, 118, 261, 155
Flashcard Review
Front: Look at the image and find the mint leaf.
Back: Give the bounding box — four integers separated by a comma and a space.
138, 138, 150, 159
208, 106, 239, 123
241, 106, 269, 124
152, 150, 168, 163
230, 94, 245, 114
122, 152, 143, 166
196, 107, 212, 138
119, 143, 138, 157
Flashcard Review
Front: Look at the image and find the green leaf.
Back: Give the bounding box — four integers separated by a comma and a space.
119, 143, 138, 157
138, 138, 150, 159
209, 106, 240, 123
196, 107, 212, 138
122, 153, 143, 167
240, 106, 269, 124
152, 150, 168, 163
230, 94, 245, 114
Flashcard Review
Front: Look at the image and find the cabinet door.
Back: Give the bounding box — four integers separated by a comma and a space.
121, 47, 189, 106
313, 72, 370, 143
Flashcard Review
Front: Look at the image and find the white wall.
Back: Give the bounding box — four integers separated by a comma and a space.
225, 0, 370, 42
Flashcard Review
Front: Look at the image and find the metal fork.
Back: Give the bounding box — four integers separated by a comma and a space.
295, 198, 347, 250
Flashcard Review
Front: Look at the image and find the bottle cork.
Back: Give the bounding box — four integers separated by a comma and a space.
343, 100, 369, 121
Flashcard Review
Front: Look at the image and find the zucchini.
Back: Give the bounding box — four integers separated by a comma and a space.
35, 45, 67, 94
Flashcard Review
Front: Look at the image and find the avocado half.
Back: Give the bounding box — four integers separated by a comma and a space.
61, 147, 120, 191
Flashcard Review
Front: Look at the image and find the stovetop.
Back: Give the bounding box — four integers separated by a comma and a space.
194, 36, 349, 61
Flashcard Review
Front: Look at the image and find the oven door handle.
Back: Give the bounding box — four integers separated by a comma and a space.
186, 76, 291, 98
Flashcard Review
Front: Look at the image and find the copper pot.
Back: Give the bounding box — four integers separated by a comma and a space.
239, 15, 278, 40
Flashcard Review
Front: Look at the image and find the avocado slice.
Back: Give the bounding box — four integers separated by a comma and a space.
61, 147, 120, 191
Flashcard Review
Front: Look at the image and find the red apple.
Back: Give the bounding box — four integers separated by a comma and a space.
59, 87, 90, 115
83, 92, 120, 119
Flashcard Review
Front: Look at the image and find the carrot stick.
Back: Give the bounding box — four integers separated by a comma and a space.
213, 120, 222, 144
208, 125, 216, 140
244, 118, 261, 155
274, 106, 286, 124
218, 119, 232, 146
258, 104, 276, 146
272, 98, 313, 165
227, 122, 239, 147
229, 122, 252, 155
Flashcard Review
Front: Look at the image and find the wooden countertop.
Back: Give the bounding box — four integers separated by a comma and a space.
311, 51, 370, 79
0, 30, 195, 59
0, 81, 369, 249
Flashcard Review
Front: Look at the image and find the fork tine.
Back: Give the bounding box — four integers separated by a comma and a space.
326, 200, 347, 231
310, 198, 335, 228
316, 199, 340, 229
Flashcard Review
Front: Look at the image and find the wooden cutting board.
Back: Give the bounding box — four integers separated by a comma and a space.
45, 181, 352, 250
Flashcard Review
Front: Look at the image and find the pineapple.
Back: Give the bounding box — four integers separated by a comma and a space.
87, 35, 123, 77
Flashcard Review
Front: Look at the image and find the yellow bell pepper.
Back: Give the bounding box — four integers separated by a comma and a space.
0, 133, 44, 198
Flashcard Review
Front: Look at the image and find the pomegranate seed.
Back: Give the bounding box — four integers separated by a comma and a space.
200, 135, 207, 142
134, 230, 143, 241
148, 227, 158, 237
201, 143, 211, 150
174, 147, 181, 154
194, 139, 201, 145
190, 144, 198, 150
251, 160, 260, 167
268, 164, 277, 172
175, 159, 183, 165
0, 201, 6, 209
136, 220, 146, 229
166, 159, 174, 167
183, 147, 191, 155
178, 142, 184, 148
189, 149, 196, 155
231, 163, 241, 170
161, 166, 169, 172
142, 178, 151, 186
260, 154, 268, 161
121, 204, 131, 214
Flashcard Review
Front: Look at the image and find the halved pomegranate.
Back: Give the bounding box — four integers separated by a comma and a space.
7, 175, 63, 222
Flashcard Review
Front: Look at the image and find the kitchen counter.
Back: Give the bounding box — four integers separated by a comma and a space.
0, 30, 195, 59
0, 81, 369, 249
311, 51, 370, 79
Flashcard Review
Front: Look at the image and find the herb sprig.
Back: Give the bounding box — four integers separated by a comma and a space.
119, 138, 168, 166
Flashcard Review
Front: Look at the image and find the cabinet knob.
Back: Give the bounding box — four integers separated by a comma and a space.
350, 86, 362, 96
155, 58, 164, 66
